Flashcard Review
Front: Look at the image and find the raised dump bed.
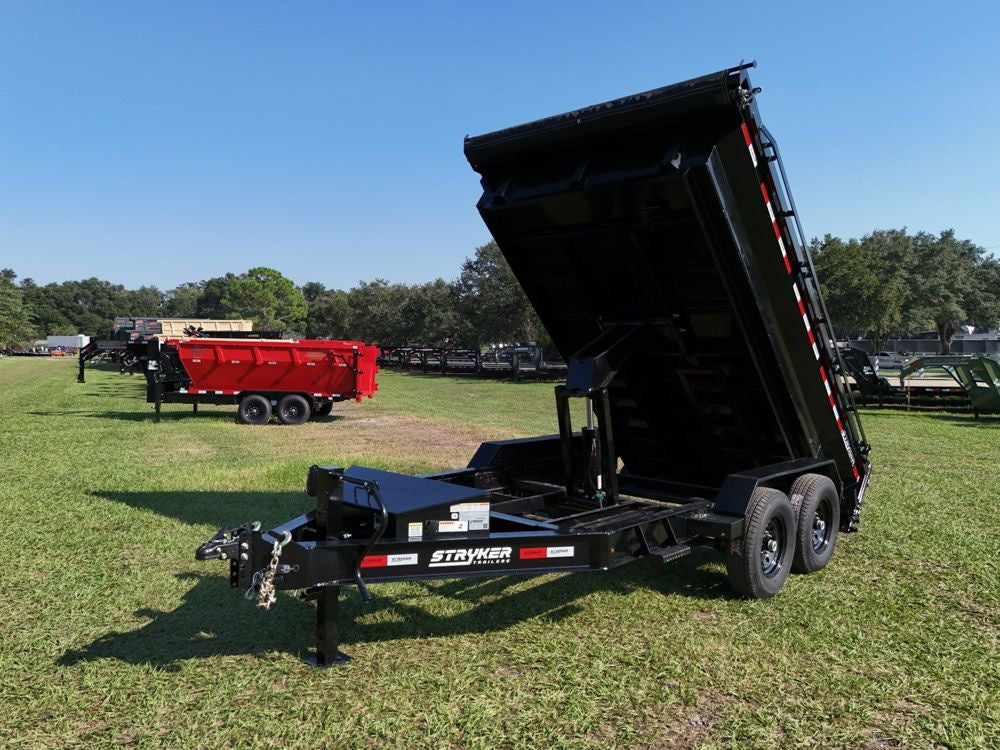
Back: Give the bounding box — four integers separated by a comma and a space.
139, 337, 379, 424
195, 63, 872, 666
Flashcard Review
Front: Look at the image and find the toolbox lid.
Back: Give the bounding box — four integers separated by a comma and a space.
343, 466, 489, 515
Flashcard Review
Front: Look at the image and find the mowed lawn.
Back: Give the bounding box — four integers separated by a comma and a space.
0, 357, 996, 750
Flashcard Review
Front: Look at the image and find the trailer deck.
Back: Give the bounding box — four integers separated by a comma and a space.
196, 63, 871, 666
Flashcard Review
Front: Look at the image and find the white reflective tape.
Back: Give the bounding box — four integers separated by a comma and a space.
832, 405, 840, 421
793, 283, 801, 301
777, 236, 787, 257
812, 342, 820, 359
802, 314, 811, 332
765, 201, 776, 223
748, 145, 757, 167
824, 379, 832, 396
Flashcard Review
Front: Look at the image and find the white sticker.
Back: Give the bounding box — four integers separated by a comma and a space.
450, 502, 490, 514
546, 546, 574, 558
449, 501, 490, 532
438, 520, 468, 533
387, 553, 418, 566
407, 522, 423, 539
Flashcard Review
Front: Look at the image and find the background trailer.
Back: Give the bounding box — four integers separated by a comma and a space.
197, 63, 871, 666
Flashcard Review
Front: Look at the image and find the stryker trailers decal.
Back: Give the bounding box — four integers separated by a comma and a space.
428, 546, 512, 567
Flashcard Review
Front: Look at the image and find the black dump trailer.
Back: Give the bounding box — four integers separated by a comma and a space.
196, 63, 871, 666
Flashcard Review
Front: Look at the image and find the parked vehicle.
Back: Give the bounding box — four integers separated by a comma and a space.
130, 337, 378, 423
197, 63, 871, 666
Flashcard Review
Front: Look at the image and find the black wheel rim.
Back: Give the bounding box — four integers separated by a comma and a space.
760, 517, 786, 578
811, 498, 832, 553
284, 403, 303, 419
246, 403, 264, 420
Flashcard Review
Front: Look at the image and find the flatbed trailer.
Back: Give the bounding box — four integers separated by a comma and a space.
196, 63, 871, 666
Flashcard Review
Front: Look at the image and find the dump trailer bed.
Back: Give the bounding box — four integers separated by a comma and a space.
464, 63, 869, 517
195, 64, 872, 667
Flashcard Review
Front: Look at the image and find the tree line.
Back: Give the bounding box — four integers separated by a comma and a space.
1, 242, 546, 350
811, 229, 1000, 354
3, 230, 997, 354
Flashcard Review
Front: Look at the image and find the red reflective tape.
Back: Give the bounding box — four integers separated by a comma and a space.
828, 394, 836, 409
360, 555, 387, 568
741, 122, 752, 146
772, 221, 782, 240
807, 329, 816, 345
519, 547, 547, 560
852, 466, 860, 480
783, 255, 793, 274
836, 419, 844, 431
797, 299, 807, 316
820, 366, 829, 382
760, 183, 770, 202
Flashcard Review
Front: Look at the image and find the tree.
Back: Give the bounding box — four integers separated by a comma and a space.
126, 285, 164, 317
902, 230, 985, 354
163, 282, 203, 317
195, 274, 237, 318
305, 288, 351, 339
453, 242, 543, 346
967, 259, 1000, 331
221, 267, 307, 333
345, 279, 413, 345
0, 270, 35, 347
813, 235, 905, 352
400, 279, 467, 346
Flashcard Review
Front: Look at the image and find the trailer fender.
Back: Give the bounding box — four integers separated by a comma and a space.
711, 457, 838, 520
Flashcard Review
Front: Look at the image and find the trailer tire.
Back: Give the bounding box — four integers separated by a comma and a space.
277, 394, 311, 425
726, 487, 796, 599
788, 473, 839, 573
314, 402, 333, 417
238, 395, 272, 425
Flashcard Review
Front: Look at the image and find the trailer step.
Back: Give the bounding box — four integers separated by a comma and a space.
648, 544, 692, 564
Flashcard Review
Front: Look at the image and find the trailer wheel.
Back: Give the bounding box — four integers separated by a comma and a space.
277, 394, 311, 425
788, 473, 839, 573
238, 395, 272, 425
726, 487, 796, 599
314, 403, 333, 417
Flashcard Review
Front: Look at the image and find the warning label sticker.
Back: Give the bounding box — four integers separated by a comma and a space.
407, 522, 423, 539
450, 501, 490, 531
437, 520, 468, 533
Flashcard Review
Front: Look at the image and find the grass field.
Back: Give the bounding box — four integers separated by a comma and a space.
1, 357, 997, 749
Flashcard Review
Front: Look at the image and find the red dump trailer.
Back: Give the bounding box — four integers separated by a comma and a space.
138, 337, 379, 424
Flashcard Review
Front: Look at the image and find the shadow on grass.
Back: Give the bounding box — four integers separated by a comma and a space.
58, 552, 730, 670
92, 490, 307, 528
29, 408, 346, 423
61, 491, 734, 669
390, 371, 564, 386
921, 412, 1000, 426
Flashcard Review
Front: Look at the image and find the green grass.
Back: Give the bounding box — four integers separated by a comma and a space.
0, 357, 997, 749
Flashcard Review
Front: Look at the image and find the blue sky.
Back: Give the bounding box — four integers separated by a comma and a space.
1, 1, 998, 290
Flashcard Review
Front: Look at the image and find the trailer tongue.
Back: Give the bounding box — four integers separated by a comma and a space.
195, 64, 871, 666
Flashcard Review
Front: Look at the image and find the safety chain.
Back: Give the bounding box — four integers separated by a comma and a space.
246, 530, 292, 610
